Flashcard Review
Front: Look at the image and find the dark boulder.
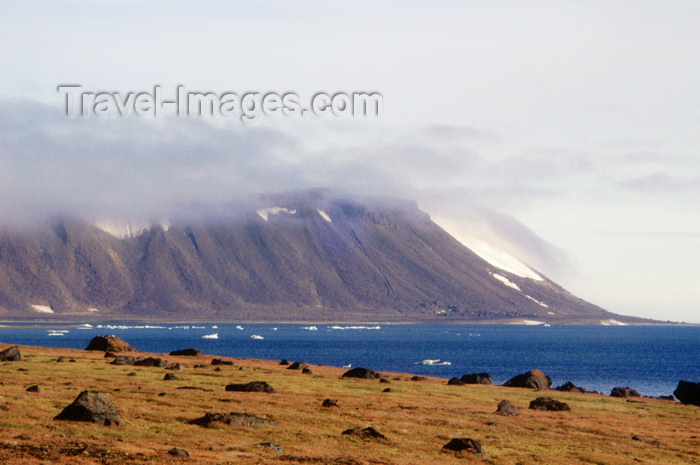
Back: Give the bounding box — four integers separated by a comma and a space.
56, 357, 66, 362
54, 391, 121, 425
322, 399, 339, 408
632, 434, 661, 446
26, 385, 41, 393
211, 358, 234, 366
460, 373, 492, 385
225, 381, 275, 393
279, 359, 289, 365
257, 442, 284, 454
111, 355, 136, 366
673, 381, 700, 406
134, 357, 167, 367
529, 397, 570, 412
383, 388, 393, 393
166, 363, 183, 371
341, 426, 386, 440
448, 377, 465, 386
411, 376, 428, 382
379, 378, 390, 384
504, 370, 551, 390
169, 349, 203, 357
555, 381, 587, 393
442, 438, 484, 456
287, 361, 307, 370
342, 367, 383, 380
496, 400, 519, 416
302, 367, 313, 374
610, 387, 641, 398
167, 448, 189, 457
0, 345, 22, 362
189, 412, 277, 428
164, 373, 179, 381
85, 335, 136, 352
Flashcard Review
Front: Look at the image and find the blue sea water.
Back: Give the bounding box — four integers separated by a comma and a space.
1, 323, 698, 397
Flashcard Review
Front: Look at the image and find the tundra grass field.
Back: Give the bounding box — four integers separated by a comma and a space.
0, 343, 698, 465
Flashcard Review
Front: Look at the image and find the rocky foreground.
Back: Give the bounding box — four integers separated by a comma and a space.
0, 340, 698, 465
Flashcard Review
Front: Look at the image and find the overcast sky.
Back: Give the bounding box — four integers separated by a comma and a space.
1, 1, 699, 322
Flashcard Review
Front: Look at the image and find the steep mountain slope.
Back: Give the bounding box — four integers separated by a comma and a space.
0, 193, 643, 323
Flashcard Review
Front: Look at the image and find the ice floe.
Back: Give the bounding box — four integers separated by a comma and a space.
250, 335, 264, 340
513, 320, 546, 325
415, 359, 452, 366
202, 333, 219, 339
301, 326, 318, 331
317, 209, 332, 223
96, 324, 166, 330
329, 325, 381, 330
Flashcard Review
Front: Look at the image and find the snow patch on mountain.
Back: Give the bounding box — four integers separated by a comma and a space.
93, 220, 170, 239
464, 238, 543, 281
513, 319, 546, 325
526, 295, 549, 308
257, 207, 297, 221
93, 221, 149, 239
317, 209, 332, 223
491, 273, 521, 291
31, 304, 54, 313
600, 319, 627, 326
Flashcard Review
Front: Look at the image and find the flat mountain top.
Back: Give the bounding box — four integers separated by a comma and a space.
0, 192, 646, 323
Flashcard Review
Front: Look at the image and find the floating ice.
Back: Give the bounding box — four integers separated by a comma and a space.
236, 325, 244, 330
301, 326, 318, 331
329, 325, 381, 330
317, 209, 332, 223
415, 359, 452, 366
202, 333, 219, 339
250, 335, 264, 340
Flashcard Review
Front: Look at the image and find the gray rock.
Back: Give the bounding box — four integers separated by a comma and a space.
496, 400, 518, 416
529, 397, 570, 412
442, 438, 484, 456
54, 391, 121, 426
0, 346, 22, 362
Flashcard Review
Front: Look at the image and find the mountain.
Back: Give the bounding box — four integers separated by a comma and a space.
0, 192, 644, 323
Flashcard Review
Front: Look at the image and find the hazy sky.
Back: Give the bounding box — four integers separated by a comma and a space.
1, 1, 699, 322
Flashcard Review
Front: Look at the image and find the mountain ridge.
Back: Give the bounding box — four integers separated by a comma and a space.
0, 192, 650, 324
